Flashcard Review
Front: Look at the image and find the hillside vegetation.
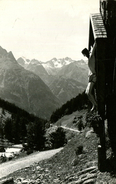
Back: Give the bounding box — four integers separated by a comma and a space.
0, 98, 46, 152
1, 92, 116, 183
2, 109, 116, 183
0, 96, 69, 154
50, 91, 88, 123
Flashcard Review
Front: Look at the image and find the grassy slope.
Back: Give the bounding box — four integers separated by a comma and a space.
2, 109, 116, 183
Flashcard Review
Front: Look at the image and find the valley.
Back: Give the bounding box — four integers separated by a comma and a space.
0, 46, 88, 119
17, 57, 88, 104
0, 47, 61, 119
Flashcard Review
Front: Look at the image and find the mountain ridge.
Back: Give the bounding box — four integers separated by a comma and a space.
0, 46, 61, 119
17, 57, 88, 104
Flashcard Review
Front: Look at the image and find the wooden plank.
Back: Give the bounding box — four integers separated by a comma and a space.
90, 13, 107, 40
88, 13, 107, 171
95, 39, 107, 172
96, 39, 106, 118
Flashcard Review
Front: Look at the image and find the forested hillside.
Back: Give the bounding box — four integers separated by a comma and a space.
0, 91, 89, 154
0, 98, 46, 152
50, 91, 88, 123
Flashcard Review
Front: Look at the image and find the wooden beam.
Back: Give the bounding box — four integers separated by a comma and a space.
88, 13, 107, 171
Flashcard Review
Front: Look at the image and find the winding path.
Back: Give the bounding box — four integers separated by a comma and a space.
0, 148, 63, 179
61, 126, 80, 133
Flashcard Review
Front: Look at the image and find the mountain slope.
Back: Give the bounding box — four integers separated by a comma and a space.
17, 57, 88, 103
16, 57, 30, 67
0, 46, 61, 119
57, 60, 88, 84
3, 110, 100, 183
49, 77, 85, 104
42, 57, 73, 75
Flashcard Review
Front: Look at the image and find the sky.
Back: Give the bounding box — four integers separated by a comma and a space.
0, 0, 99, 62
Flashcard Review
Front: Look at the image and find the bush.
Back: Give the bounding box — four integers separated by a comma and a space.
27, 148, 33, 155
86, 112, 102, 136
77, 119, 84, 131
45, 127, 67, 149
75, 145, 83, 156
0, 146, 5, 152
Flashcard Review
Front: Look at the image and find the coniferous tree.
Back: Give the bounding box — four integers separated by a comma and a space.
50, 91, 88, 123
48, 127, 67, 149
4, 118, 13, 142
27, 120, 45, 151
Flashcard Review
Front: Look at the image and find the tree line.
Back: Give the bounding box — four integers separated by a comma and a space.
0, 98, 67, 153
0, 98, 46, 152
0, 91, 88, 153
50, 91, 88, 123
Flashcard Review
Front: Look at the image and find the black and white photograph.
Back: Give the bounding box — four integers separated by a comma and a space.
0, 0, 116, 183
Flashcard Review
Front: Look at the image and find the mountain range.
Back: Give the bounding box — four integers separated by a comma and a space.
0, 45, 88, 119
0, 46, 61, 119
17, 57, 88, 104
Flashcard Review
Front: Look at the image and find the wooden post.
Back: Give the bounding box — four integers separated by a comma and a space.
88, 0, 116, 171
96, 39, 106, 119
106, 51, 116, 157
100, 0, 116, 159
88, 13, 107, 171
96, 39, 107, 171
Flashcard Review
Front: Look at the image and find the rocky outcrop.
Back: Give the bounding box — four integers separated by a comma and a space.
6, 165, 97, 184
62, 166, 97, 184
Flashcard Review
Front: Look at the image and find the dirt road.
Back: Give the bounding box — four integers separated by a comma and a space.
61, 126, 80, 133
0, 148, 63, 179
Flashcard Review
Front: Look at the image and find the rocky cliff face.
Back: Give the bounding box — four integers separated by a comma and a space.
0, 47, 61, 119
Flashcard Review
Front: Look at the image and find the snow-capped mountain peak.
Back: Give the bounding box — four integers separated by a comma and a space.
17, 57, 30, 67
16, 55, 88, 105
17, 57, 87, 76
30, 59, 42, 65
22, 56, 30, 65
45, 57, 74, 69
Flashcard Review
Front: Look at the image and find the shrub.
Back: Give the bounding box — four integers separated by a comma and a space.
75, 145, 83, 156
45, 127, 67, 149
86, 112, 102, 136
0, 146, 5, 152
27, 148, 33, 155
77, 119, 84, 131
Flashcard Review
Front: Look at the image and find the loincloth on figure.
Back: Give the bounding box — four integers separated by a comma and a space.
88, 73, 96, 83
